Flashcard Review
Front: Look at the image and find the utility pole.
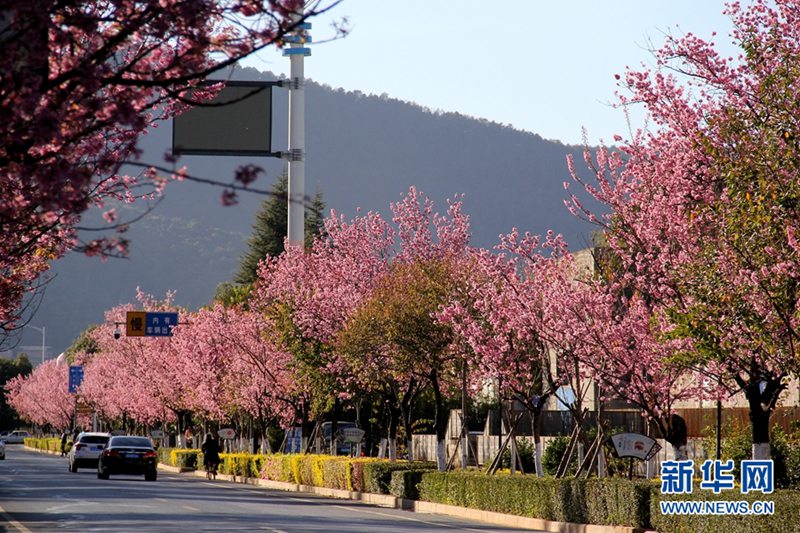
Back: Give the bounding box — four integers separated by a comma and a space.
24, 324, 46, 364
284, 10, 311, 247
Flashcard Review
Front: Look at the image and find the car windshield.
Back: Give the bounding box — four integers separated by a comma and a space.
110, 437, 152, 448
80, 435, 109, 444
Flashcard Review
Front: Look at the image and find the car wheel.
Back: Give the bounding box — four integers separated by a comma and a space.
97, 469, 109, 480
145, 471, 157, 482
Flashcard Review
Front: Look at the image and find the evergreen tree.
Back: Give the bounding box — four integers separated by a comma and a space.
305, 189, 327, 249
0, 354, 32, 430
234, 170, 326, 285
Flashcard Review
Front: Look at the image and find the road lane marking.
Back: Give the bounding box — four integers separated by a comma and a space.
0, 503, 33, 533
261, 528, 289, 533
182, 505, 201, 511
330, 504, 494, 532
203, 481, 509, 531
203, 482, 318, 503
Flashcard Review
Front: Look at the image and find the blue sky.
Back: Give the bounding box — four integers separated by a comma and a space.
239, 0, 739, 146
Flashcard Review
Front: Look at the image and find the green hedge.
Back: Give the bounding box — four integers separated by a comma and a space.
651, 487, 800, 532
254, 454, 433, 494
417, 472, 651, 528
159, 448, 200, 470
217, 453, 269, 478
361, 461, 435, 494
24, 437, 70, 453
390, 469, 435, 500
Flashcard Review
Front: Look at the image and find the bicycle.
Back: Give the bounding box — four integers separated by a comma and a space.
205, 462, 218, 480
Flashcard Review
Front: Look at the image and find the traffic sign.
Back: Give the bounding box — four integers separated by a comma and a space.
145, 312, 178, 337
125, 311, 178, 337
126, 311, 146, 337
68, 366, 84, 393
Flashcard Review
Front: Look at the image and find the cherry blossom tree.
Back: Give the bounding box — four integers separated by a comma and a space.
83, 292, 189, 433
188, 304, 297, 451
5, 359, 73, 430
253, 187, 472, 465
0, 0, 339, 342
566, 0, 800, 459
253, 202, 395, 451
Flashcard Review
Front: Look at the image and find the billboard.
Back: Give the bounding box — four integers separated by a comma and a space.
172, 81, 280, 157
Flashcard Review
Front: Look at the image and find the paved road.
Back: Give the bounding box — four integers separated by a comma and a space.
0, 446, 538, 532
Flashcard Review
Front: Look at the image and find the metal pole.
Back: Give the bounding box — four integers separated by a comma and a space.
461, 359, 468, 469
41, 325, 45, 364
285, 11, 309, 247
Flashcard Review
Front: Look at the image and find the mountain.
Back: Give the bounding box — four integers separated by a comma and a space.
19, 67, 601, 357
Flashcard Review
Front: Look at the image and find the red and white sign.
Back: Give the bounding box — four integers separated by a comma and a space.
217, 428, 236, 440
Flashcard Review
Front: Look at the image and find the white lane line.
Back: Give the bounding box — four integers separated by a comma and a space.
203, 481, 318, 503
44, 502, 99, 512
182, 505, 201, 512
204, 481, 500, 532
330, 504, 492, 532
261, 528, 289, 533
0, 503, 33, 533
154, 497, 168, 502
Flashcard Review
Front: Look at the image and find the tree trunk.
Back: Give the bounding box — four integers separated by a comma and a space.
330, 399, 341, 456
388, 401, 400, 461
378, 439, 387, 459
298, 401, 314, 453
664, 413, 689, 460
735, 364, 786, 460
745, 382, 776, 460
430, 371, 448, 472
398, 378, 419, 463
436, 439, 447, 472
531, 409, 543, 478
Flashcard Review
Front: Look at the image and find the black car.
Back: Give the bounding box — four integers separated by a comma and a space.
97, 436, 157, 481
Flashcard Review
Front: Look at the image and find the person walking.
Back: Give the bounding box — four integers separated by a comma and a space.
60, 431, 68, 457
201, 434, 221, 480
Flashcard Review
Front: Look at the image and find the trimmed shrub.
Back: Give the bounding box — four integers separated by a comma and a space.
321, 457, 351, 490
584, 478, 650, 527
351, 458, 382, 492
418, 472, 649, 528
169, 448, 199, 469
362, 461, 435, 495
390, 469, 435, 500
217, 453, 269, 477
24, 437, 68, 453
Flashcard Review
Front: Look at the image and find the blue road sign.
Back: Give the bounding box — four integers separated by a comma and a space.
68, 366, 84, 393
145, 312, 178, 337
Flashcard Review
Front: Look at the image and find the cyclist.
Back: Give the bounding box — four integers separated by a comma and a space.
201, 434, 221, 480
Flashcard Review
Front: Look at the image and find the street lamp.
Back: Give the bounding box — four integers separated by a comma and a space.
24, 324, 46, 364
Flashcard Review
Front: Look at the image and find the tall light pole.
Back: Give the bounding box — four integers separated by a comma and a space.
284, 10, 311, 247
24, 324, 46, 364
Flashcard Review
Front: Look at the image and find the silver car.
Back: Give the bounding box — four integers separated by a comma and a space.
3, 430, 31, 444
68, 432, 110, 472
